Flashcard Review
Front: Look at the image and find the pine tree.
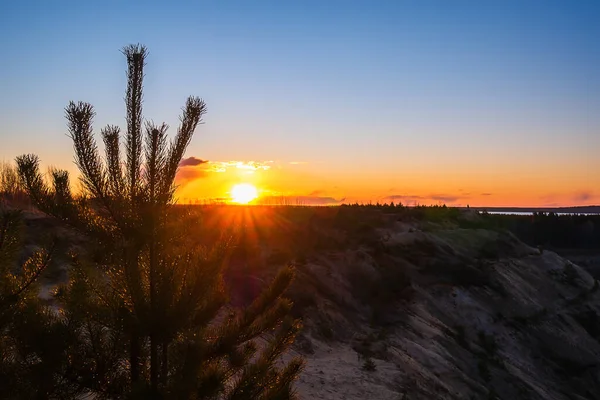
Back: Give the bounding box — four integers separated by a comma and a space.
0, 207, 81, 398
16, 44, 303, 399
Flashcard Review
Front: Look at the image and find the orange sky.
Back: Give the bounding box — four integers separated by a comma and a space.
1, 3, 598, 208
173, 156, 599, 207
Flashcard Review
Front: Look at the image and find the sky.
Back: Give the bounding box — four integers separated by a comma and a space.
0, 0, 599, 207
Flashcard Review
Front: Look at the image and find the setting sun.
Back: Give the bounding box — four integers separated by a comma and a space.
230, 183, 258, 204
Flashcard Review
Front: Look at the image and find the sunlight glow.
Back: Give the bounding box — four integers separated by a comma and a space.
231, 183, 258, 204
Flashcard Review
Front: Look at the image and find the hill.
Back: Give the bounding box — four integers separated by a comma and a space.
17, 205, 600, 399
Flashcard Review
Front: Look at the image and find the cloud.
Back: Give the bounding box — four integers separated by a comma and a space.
384, 195, 424, 201
539, 193, 558, 204
257, 195, 344, 206
573, 191, 593, 203
175, 167, 209, 186
175, 158, 275, 186
179, 157, 208, 167
210, 161, 272, 172
176, 156, 210, 186
481, 193, 493, 196
430, 194, 460, 203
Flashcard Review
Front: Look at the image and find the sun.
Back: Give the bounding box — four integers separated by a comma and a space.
231, 183, 258, 204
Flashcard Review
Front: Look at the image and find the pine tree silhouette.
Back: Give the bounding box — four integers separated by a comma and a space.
16, 44, 303, 399
0, 207, 78, 398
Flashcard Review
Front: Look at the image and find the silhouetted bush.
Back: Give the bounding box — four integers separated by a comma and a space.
362, 358, 377, 372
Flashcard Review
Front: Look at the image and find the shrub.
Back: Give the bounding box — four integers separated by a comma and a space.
362, 358, 377, 372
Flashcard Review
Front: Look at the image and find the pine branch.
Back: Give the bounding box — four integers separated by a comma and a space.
243, 298, 293, 341
161, 97, 207, 202
226, 318, 302, 400
0, 208, 23, 270
51, 169, 72, 204
15, 154, 51, 211
259, 358, 305, 400
65, 101, 107, 200
144, 122, 169, 203
101, 125, 124, 197
242, 267, 294, 326
122, 44, 147, 201
10, 246, 54, 300
17, 155, 117, 242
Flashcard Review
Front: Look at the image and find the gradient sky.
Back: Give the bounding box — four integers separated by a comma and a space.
1, 1, 598, 206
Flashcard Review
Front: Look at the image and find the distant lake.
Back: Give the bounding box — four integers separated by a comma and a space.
485, 211, 597, 216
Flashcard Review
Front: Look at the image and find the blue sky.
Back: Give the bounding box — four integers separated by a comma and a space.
1, 1, 599, 205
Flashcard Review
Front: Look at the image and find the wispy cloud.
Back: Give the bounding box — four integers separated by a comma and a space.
481, 193, 493, 196
539, 193, 558, 205
210, 160, 272, 172
573, 191, 593, 203
258, 195, 344, 205
430, 194, 461, 203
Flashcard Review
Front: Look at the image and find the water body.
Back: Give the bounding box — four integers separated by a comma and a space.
485, 211, 597, 216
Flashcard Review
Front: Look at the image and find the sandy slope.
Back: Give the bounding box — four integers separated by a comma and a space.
21, 208, 600, 399
288, 223, 600, 399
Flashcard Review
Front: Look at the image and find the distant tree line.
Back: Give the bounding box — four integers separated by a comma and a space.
342, 203, 600, 250
495, 212, 600, 250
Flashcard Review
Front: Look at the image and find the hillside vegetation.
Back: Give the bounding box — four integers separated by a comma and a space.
11, 203, 600, 399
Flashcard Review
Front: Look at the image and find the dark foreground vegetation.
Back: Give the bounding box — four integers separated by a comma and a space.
0, 45, 302, 399
3, 188, 600, 398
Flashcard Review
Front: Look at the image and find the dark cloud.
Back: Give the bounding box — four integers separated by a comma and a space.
573, 191, 593, 203
430, 194, 460, 203
481, 193, 493, 196
176, 157, 210, 186
179, 157, 208, 167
